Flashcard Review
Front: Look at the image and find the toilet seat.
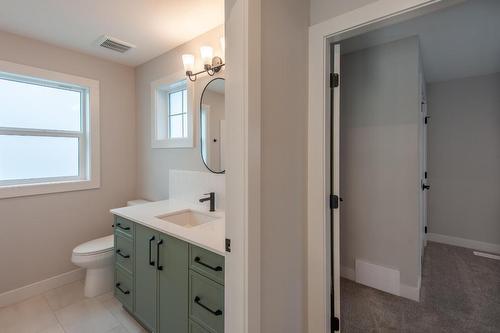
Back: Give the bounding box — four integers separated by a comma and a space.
73, 235, 114, 256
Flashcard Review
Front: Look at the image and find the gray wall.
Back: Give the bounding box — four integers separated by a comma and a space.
135, 26, 224, 201
427, 72, 500, 245
0, 31, 136, 293
261, 0, 309, 331
340, 37, 422, 287
310, 0, 377, 25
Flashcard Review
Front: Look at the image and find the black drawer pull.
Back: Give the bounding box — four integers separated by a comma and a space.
116, 223, 130, 231
194, 257, 223, 272
156, 239, 164, 271
115, 283, 130, 295
116, 249, 130, 259
149, 235, 156, 266
194, 296, 222, 316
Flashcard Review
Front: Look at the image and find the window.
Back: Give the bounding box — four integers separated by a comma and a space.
0, 60, 100, 198
151, 73, 193, 148
167, 88, 188, 139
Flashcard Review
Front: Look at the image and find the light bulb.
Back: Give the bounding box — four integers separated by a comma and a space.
200, 46, 214, 66
182, 54, 195, 73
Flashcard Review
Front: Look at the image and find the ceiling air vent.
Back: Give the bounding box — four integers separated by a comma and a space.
98, 35, 135, 53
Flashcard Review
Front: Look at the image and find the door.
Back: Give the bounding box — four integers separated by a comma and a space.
420, 82, 429, 251
329, 43, 341, 331
158, 233, 189, 333
134, 224, 158, 331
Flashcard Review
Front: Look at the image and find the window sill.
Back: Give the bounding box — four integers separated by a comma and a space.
0, 178, 100, 199
152, 137, 194, 149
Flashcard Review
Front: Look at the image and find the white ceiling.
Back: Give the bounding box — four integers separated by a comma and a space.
0, 0, 224, 67
341, 0, 500, 83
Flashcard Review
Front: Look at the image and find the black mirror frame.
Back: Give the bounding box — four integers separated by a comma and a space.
200, 77, 226, 174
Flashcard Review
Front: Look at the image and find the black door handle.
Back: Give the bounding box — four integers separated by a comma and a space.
194, 296, 222, 316
115, 283, 130, 295
116, 223, 130, 231
116, 249, 130, 259
422, 184, 430, 191
156, 239, 164, 271
149, 235, 156, 266
194, 257, 223, 272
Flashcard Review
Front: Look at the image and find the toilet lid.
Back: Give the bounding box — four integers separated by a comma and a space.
73, 235, 114, 256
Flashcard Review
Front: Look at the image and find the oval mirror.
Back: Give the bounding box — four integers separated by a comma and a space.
200, 78, 225, 174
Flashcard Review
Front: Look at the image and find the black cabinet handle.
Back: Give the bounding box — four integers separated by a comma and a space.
116, 249, 130, 259
194, 257, 223, 272
116, 223, 130, 231
194, 296, 222, 316
115, 283, 130, 295
156, 239, 164, 271
149, 236, 156, 266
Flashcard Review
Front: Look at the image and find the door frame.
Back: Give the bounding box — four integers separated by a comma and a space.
306, 1, 461, 332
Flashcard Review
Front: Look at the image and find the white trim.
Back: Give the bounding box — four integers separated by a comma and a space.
355, 259, 400, 296
473, 251, 500, 261
150, 71, 194, 149
0, 268, 84, 308
225, 0, 261, 331
0, 60, 100, 199
307, 1, 454, 332
428, 233, 500, 254
400, 277, 421, 302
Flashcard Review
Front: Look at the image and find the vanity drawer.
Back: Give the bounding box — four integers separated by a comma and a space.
115, 267, 133, 311
190, 320, 211, 333
115, 234, 133, 273
189, 271, 224, 333
190, 245, 225, 285
114, 216, 134, 238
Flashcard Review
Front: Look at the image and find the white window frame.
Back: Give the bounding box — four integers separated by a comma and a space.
151, 71, 194, 149
0, 60, 100, 199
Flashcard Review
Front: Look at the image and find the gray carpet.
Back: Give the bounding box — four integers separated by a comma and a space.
341, 242, 500, 332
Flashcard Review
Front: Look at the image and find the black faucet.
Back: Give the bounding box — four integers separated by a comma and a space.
199, 192, 216, 212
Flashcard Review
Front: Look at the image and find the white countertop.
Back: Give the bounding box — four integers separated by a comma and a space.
110, 199, 226, 256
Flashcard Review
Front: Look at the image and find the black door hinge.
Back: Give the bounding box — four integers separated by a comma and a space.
424, 226, 428, 234
332, 316, 340, 332
425, 171, 428, 179
330, 194, 339, 210
225, 238, 231, 252
330, 73, 339, 88
424, 116, 431, 124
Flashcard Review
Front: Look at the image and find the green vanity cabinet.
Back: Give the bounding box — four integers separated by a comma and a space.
134, 224, 159, 331
113, 216, 224, 333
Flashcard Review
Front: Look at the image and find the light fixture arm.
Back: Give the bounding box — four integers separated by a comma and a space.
185, 56, 224, 82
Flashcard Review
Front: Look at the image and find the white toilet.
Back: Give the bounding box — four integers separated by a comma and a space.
72, 199, 149, 298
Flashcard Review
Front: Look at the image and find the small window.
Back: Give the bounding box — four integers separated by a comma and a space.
151, 74, 193, 148
0, 60, 100, 198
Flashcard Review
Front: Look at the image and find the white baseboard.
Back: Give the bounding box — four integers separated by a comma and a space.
343, 260, 420, 302
0, 268, 84, 308
428, 233, 500, 254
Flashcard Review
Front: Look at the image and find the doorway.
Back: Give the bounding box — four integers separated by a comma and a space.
307, 0, 500, 332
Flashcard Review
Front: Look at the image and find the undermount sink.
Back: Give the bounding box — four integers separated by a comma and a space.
156, 209, 217, 228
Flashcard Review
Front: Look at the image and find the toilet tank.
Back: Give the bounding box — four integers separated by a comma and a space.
127, 199, 150, 207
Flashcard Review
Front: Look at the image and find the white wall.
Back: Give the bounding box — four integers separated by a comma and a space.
340, 37, 422, 288
427, 72, 500, 246
0, 31, 136, 294
261, 0, 309, 331
310, 0, 378, 25
135, 26, 224, 201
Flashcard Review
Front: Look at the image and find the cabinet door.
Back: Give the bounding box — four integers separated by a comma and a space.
134, 224, 158, 331
158, 233, 189, 333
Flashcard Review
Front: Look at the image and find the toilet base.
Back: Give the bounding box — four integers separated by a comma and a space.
84, 265, 114, 298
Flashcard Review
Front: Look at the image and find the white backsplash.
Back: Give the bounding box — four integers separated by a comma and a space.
169, 170, 225, 210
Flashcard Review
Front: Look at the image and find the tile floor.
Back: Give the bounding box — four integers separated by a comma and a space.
0, 281, 147, 333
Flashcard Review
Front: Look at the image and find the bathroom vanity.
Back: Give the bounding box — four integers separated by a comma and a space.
111, 200, 225, 333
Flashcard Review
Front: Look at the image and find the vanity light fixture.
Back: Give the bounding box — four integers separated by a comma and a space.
182, 43, 225, 82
